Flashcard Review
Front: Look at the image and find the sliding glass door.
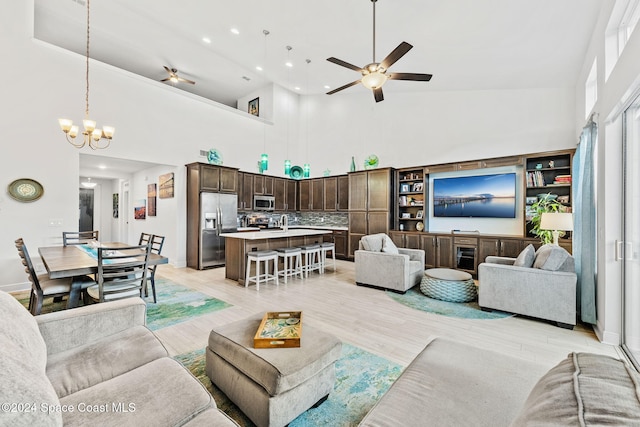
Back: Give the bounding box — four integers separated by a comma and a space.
623, 94, 640, 368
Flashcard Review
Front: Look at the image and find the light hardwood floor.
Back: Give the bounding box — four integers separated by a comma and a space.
154, 260, 619, 370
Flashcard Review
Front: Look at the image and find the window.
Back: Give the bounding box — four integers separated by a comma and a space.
605, 0, 640, 80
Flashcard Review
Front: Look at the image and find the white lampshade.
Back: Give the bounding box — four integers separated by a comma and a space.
540, 212, 573, 231
540, 212, 573, 246
361, 71, 388, 90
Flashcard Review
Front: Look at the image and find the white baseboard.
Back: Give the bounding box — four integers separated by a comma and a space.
594, 321, 620, 346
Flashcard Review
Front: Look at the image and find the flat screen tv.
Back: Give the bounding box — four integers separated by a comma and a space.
433, 173, 516, 218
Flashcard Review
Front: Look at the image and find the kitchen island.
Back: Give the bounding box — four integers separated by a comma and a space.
221, 228, 332, 285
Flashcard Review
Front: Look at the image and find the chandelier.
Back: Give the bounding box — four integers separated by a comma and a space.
58, 0, 114, 149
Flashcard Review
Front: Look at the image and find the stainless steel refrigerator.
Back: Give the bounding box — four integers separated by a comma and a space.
200, 193, 237, 268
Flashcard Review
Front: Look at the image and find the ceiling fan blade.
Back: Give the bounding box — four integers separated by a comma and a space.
160, 77, 171, 82
380, 42, 413, 70
163, 65, 173, 74
326, 57, 363, 72
326, 80, 361, 95
373, 87, 384, 103
178, 77, 196, 85
388, 72, 433, 81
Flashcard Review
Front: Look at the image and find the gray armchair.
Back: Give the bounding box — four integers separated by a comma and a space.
355, 233, 425, 293
478, 244, 577, 328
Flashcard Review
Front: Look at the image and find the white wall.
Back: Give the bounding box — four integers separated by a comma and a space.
573, 0, 640, 344
0, 1, 583, 293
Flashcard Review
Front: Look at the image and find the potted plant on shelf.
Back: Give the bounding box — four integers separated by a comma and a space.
528, 193, 567, 244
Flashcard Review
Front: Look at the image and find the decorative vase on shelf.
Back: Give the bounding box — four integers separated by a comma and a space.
350, 156, 356, 172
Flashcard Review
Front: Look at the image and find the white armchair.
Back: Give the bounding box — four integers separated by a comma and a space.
355, 233, 425, 293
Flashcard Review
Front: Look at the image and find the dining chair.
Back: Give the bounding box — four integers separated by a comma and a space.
63, 230, 99, 246
15, 238, 80, 315
139, 232, 152, 246
145, 234, 165, 303
85, 243, 151, 303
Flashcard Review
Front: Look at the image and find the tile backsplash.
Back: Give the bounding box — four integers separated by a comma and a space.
237, 211, 348, 228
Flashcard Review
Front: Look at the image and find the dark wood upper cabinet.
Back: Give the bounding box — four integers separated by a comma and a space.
324, 177, 337, 211
286, 179, 297, 211
299, 180, 311, 211
274, 178, 286, 211
337, 175, 349, 211
311, 178, 324, 211
189, 163, 238, 193
367, 169, 391, 211
349, 172, 367, 211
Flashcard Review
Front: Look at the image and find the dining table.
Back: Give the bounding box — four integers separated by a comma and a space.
38, 242, 169, 308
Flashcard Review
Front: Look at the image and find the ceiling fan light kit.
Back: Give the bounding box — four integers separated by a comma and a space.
326, 0, 432, 102
59, 0, 114, 149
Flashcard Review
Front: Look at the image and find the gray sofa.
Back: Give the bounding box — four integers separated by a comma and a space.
360, 337, 640, 426
355, 233, 425, 293
478, 243, 577, 328
0, 290, 238, 427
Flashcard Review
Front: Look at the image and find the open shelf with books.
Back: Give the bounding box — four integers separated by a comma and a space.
524, 150, 574, 235
396, 167, 426, 232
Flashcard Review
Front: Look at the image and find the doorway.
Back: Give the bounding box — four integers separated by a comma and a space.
79, 188, 94, 232
622, 94, 640, 368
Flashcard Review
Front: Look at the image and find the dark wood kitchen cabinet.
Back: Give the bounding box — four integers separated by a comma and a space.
190, 163, 238, 193
311, 178, 324, 211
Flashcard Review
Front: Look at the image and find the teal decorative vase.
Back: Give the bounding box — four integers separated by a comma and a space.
350, 156, 356, 172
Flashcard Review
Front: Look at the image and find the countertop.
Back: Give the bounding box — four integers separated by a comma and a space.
221, 228, 332, 240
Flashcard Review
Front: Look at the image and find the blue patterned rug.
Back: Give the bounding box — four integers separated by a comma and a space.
387, 286, 513, 320
13, 279, 231, 330
175, 343, 403, 426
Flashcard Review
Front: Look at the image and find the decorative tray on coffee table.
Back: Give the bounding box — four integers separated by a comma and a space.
254, 311, 302, 349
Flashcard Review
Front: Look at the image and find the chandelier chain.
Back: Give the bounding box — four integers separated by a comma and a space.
85, 0, 90, 118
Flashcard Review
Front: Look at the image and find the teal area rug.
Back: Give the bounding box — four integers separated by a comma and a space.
387, 287, 513, 320
175, 343, 403, 427
13, 279, 231, 330
145, 279, 231, 331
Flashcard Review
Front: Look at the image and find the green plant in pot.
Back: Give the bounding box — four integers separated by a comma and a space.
528, 193, 566, 244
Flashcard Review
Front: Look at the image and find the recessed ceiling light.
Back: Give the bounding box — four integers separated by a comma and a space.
324, 85, 331, 89
98, 165, 107, 169
202, 37, 211, 44
230, 28, 240, 35
295, 87, 301, 91
256, 65, 263, 71
285, 62, 293, 68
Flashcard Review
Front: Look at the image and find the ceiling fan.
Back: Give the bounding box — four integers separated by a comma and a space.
326, 0, 432, 102
161, 66, 196, 85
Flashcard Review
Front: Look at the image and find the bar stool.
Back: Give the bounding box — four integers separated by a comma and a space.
277, 247, 303, 283
320, 242, 336, 273
299, 244, 321, 277
245, 250, 279, 290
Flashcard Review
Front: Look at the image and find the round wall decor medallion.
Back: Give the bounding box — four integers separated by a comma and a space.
8, 178, 44, 202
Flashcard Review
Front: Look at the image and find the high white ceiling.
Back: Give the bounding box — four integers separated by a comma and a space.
35, 0, 603, 108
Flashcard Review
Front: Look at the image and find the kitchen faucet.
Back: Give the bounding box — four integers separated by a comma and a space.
280, 214, 288, 232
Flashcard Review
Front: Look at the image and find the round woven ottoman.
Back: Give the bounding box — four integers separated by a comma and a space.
420, 268, 477, 303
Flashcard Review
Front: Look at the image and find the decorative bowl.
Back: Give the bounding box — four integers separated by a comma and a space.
364, 154, 379, 169
207, 148, 223, 165
289, 165, 304, 180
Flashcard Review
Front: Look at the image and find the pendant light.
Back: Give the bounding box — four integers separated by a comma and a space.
59, 0, 114, 149
303, 59, 311, 178
260, 30, 270, 173
284, 46, 293, 175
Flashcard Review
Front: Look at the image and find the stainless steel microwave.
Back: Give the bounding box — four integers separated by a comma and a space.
253, 195, 275, 211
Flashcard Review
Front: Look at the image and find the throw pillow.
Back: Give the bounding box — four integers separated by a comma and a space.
533, 244, 570, 271
382, 235, 399, 255
513, 244, 535, 268
510, 352, 640, 426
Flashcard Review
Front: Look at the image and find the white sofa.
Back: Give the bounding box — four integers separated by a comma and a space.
0, 290, 238, 426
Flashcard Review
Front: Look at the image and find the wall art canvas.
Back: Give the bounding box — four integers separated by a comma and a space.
134, 199, 146, 220
248, 97, 259, 116
147, 183, 157, 216
159, 172, 174, 199
112, 193, 119, 218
